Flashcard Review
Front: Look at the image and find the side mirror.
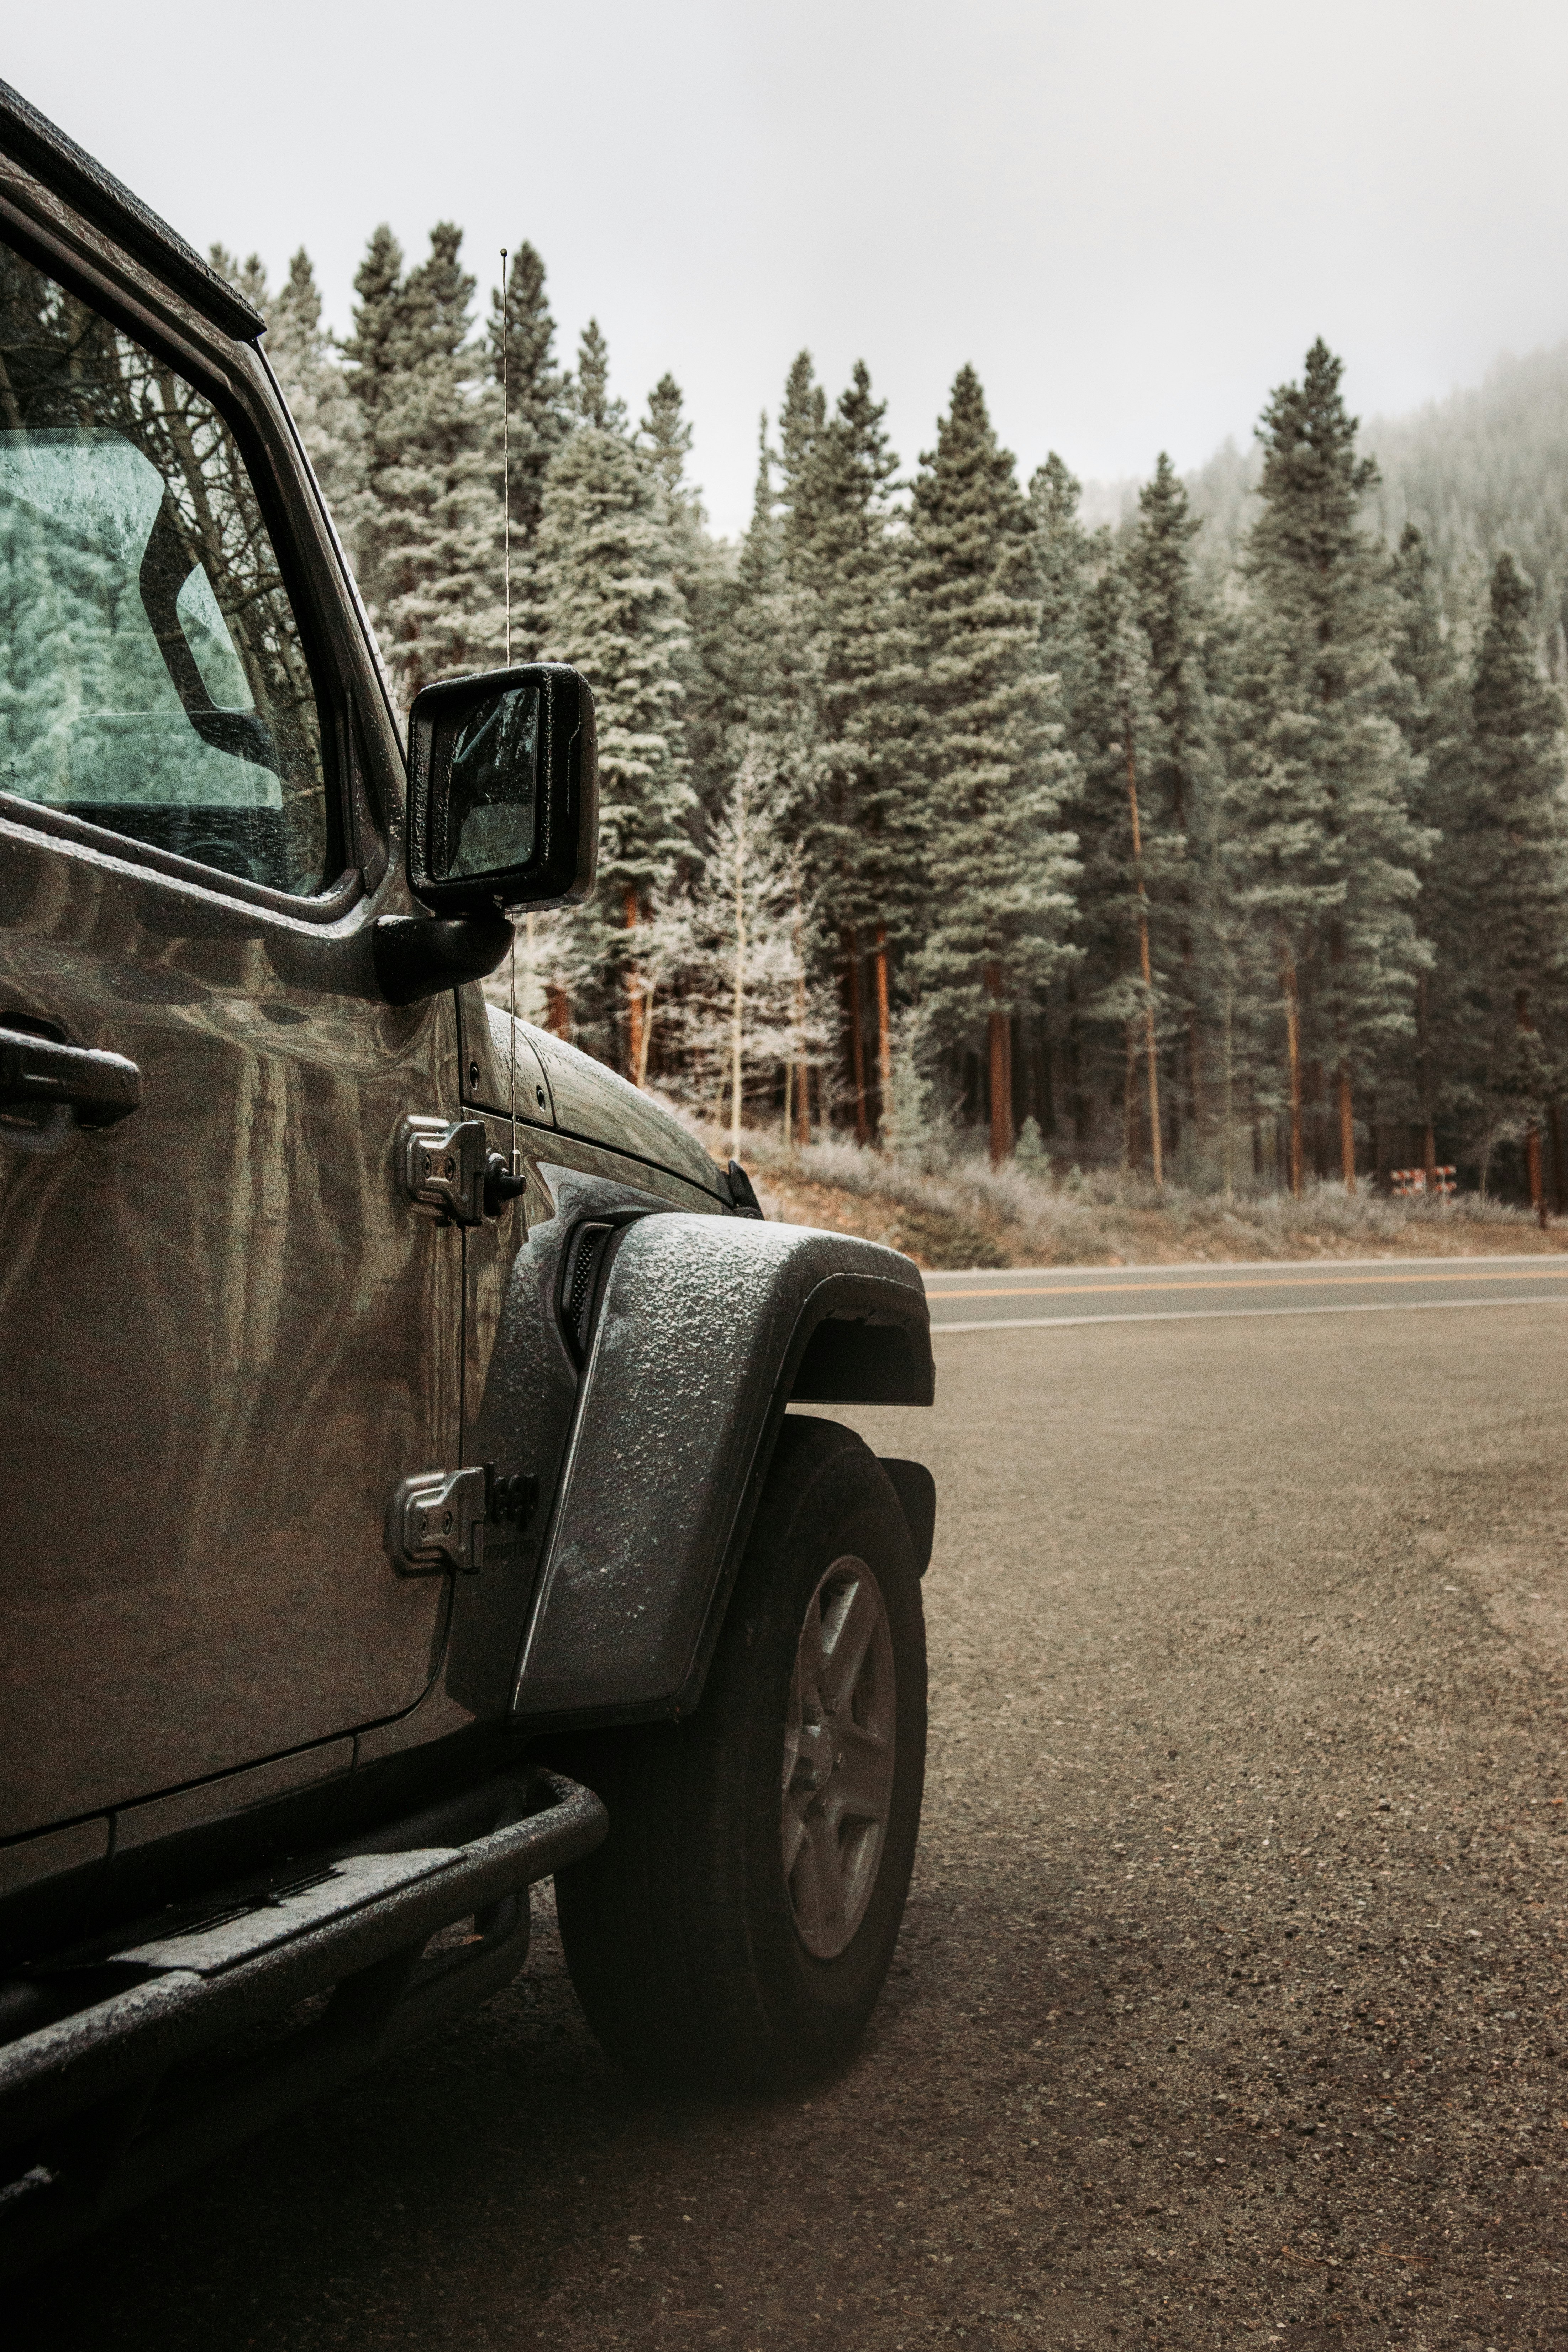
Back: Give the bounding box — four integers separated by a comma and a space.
406, 663, 597, 915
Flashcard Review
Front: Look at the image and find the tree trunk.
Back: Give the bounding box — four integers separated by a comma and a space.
1552, 1100, 1567, 1216
1123, 1021, 1139, 1170
1517, 986, 1545, 1226
1279, 933, 1303, 1198
792, 897, 810, 1147
986, 961, 1014, 1165
623, 886, 645, 1085
635, 983, 656, 1089
844, 928, 868, 1145
1416, 970, 1437, 1193
545, 981, 570, 1038
731, 805, 747, 1164
873, 924, 893, 1138
1125, 736, 1163, 1185
1337, 1065, 1356, 1193
1220, 973, 1235, 1201
1186, 989, 1204, 1145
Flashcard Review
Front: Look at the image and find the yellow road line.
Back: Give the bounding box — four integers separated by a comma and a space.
930, 1266, 1568, 1301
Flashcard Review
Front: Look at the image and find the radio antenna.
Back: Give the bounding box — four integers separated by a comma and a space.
500, 247, 521, 1184
500, 246, 512, 668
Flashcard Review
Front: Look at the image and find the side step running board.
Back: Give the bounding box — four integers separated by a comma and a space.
0, 1767, 605, 2278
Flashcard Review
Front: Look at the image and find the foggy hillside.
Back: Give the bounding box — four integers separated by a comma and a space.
1117, 344, 1568, 666
1083, 344, 1568, 665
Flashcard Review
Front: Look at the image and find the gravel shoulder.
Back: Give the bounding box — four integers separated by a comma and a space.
15, 1307, 1568, 2351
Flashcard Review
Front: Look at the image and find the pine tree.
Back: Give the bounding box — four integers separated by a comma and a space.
906, 366, 1077, 1162
1021, 455, 1093, 1151
710, 411, 826, 1130
1230, 340, 1430, 1192
641, 375, 697, 529
1068, 547, 1177, 1177
640, 371, 733, 836
1029, 452, 1093, 703
571, 319, 628, 432
341, 226, 405, 626
487, 242, 567, 659
793, 361, 915, 1137
264, 249, 362, 521
1131, 452, 1216, 1159
1391, 525, 1471, 1180
538, 325, 694, 1074
1458, 553, 1568, 1199
343, 223, 500, 704
777, 349, 826, 584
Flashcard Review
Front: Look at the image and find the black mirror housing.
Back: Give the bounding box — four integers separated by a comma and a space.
406, 664, 597, 915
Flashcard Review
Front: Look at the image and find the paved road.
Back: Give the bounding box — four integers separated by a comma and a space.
16, 1296, 1568, 2350
924, 1252, 1568, 1331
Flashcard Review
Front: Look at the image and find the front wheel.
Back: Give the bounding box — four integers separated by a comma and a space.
554, 1415, 927, 2092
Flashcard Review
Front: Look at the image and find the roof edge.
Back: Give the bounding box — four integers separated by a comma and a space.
0, 79, 265, 342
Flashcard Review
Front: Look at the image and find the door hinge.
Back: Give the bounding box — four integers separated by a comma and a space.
386, 1466, 491, 1575
386, 1465, 540, 1577
400, 1115, 488, 1226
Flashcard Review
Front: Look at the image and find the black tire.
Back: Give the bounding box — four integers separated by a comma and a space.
553, 1414, 927, 2093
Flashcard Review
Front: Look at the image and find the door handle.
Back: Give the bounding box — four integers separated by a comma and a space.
0, 1026, 142, 1136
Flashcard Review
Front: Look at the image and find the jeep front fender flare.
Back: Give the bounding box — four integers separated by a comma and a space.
509, 1217, 932, 1728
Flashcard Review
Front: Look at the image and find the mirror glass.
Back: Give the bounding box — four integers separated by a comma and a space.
433, 682, 540, 879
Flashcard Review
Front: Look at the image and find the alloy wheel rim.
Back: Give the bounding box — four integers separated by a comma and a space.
780, 1554, 897, 1960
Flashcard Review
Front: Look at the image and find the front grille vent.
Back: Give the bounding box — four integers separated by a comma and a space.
559, 1222, 614, 1362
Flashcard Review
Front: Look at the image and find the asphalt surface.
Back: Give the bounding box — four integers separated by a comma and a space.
923, 1254, 1568, 1331
16, 1276, 1568, 2351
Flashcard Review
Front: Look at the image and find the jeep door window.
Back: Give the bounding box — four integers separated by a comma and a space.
0, 242, 329, 895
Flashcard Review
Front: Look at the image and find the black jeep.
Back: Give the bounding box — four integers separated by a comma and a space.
0, 82, 934, 2274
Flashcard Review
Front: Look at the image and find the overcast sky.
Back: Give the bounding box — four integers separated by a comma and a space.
12, 1, 1568, 535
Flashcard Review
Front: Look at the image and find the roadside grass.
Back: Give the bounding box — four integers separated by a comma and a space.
702, 1125, 1564, 1269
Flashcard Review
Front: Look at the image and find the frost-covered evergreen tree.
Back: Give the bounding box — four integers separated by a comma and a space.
778, 349, 827, 585
538, 326, 694, 1073
212, 240, 359, 514
1453, 554, 1568, 1195
705, 415, 826, 1126
263, 249, 363, 522
791, 361, 916, 1134
570, 319, 628, 433
1030, 452, 1093, 707
1131, 453, 1217, 1155
1390, 525, 1473, 1172
1067, 548, 1178, 1175
640, 372, 733, 825
641, 374, 699, 541
906, 366, 1077, 1161
487, 241, 567, 659
1228, 340, 1430, 1193
653, 749, 835, 1147
344, 223, 499, 704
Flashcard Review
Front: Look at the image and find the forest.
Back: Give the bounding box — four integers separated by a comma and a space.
216, 226, 1568, 1207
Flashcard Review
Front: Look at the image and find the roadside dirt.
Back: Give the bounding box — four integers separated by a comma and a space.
752, 1166, 1568, 1272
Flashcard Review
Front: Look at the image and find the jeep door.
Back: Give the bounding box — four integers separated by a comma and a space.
0, 219, 457, 1838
